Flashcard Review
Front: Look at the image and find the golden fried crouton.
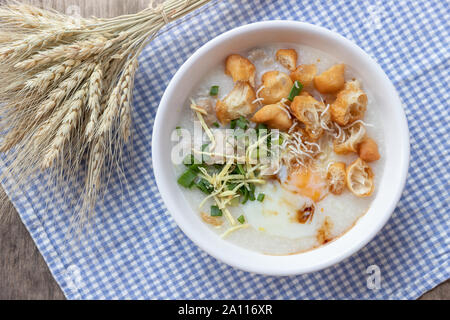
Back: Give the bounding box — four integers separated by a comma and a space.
290, 95, 330, 140
334, 123, 366, 154
259, 71, 293, 104
326, 162, 346, 195
300, 91, 312, 97
215, 81, 257, 124
314, 64, 345, 94
358, 137, 380, 162
330, 80, 368, 126
276, 49, 298, 71
290, 64, 317, 88
346, 158, 374, 197
251, 103, 293, 131
225, 54, 256, 87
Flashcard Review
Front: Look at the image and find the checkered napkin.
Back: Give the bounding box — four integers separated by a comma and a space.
2, 0, 449, 299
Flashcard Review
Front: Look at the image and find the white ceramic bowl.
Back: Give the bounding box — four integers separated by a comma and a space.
152, 21, 410, 275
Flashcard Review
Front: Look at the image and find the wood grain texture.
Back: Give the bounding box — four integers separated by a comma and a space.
0, 0, 448, 300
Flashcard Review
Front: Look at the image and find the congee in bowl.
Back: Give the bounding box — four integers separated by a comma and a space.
172, 43, 384, 255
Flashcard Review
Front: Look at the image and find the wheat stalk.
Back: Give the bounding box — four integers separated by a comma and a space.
0, 0, 213, 225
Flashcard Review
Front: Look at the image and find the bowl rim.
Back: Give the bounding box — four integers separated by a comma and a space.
152, 20, 410, 276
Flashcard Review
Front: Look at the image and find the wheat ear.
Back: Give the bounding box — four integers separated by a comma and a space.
41, 82, 89, 169
97, 86, 119, 138
85, 63, 103, 140
0, 4, 88, 29
35, 62, 95, 120
119, 59, 139, 142
0, 30, 74, 62
14, 37, 108, 71
24, 59, 82, 93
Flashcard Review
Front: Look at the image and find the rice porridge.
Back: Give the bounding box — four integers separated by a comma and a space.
172, 43, 384, 255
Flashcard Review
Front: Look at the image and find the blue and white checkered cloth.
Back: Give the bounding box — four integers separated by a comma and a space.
1, 0, 449, 299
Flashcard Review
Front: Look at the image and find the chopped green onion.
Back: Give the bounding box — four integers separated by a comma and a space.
176, 126, 182, 135
213, 122, 220, 128
189, 163, 202, 172
227, 183, 238, 190
236, 116, 249, 130
237, 215, 245, 224
257, 193, 265, 202
210, 85, 219, 96
201, 143, 210, 151
247, 184, 256, 201
288, 81, 303, 101
183, 154, 194, 166
256, 123, 268, 136
196, 178, 213, 194
177, 169, 197, 188
236, 163, 245, 175
256, 123, 268, 131
211, 205, 223, 217
230, 119, 237, 129
241, 188, 249, 204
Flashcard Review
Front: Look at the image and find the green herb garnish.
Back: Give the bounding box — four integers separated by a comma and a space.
236, 116, 249, 130
236, 163, 245, 175
287, 80, 303, 101
227, 183, 238, 191
257, 193, 265, 202
248, 184, 256, 201
211, 205, 223, 216
177, 169, 197, 188
196, 178, 213, 194
237, 215, 245, 224
241, 188, 249, 204
213, 122, 220, 128
210, 85, 219, 96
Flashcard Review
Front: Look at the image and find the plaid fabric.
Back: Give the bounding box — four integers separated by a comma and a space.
1, 0, 449, 299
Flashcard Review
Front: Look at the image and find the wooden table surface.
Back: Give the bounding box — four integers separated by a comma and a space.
0, 0, 448, 300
